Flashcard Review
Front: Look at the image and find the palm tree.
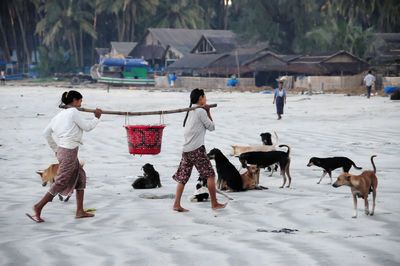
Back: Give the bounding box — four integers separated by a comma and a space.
154, 0, 204, 29
36, 0, 96, 67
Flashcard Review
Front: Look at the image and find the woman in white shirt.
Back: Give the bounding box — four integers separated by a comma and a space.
172, 89, 226, 212
28, 91, 102, 222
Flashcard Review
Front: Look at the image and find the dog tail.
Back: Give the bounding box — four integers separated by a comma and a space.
370, 155, 377, 174
273, 131, 279, 145
351, 160, 362, 170
278, 144, 290, 155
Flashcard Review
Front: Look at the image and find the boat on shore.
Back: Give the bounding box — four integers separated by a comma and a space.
91, 58, 155, 87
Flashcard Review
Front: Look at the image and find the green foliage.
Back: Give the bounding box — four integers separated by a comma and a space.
34, 46, 75, 77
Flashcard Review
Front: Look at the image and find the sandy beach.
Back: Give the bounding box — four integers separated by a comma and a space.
0, 85, 399, 266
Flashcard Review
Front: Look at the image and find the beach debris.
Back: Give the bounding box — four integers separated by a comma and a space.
138, 193, 175, 199
256, 228, 299, 234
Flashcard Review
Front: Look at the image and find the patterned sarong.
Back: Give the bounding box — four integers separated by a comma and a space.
49, 147, 86, 196
172, 145, 215, 184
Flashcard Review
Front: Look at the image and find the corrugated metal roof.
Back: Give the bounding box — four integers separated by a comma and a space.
147, 28, 235, 55
110, 42, 137, 56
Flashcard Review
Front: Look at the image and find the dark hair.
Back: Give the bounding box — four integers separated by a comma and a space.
368, 70, 372, 74
61, 90, 82, 105
182, 88, 205, 127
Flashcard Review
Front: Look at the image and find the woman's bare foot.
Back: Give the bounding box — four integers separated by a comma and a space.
75, 211, 95, 218
32, 205, 45, 222
173, 206, 189, 212
212, 202, 227, 210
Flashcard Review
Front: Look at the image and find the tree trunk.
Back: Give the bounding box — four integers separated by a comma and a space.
131, 4, 136, 41
80, 26, 84, 67
91, 11, 97, 64
120, 11, 126, 41
14, 5, 32, 65
0, 18, 11, 62
116, 13, 121, 42
71, 33, 79, 68
9, 7, 21, 68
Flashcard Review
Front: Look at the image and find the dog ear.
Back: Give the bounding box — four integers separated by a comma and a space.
36, 171, 43, 176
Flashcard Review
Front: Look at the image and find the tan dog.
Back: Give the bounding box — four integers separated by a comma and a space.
36, 164, 59, 187
218, 165, 262, 191
332, 155, 378, 218
231, 132, 278, 157
36, 161, 84, 202
240, 165, 259, 190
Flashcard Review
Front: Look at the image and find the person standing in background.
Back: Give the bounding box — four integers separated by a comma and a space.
273, 81, 287, 120
363, 70, 376, 99
1, 70, 5, 85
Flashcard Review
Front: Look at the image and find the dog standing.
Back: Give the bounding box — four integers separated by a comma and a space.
307, 156, 362, 184
132, 163, 162, 189
239, 145, 292, 188
207, 148, 243, 191
332, 155, 378, 218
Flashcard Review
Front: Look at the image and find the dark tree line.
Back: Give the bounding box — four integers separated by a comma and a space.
1, 0, 399, 73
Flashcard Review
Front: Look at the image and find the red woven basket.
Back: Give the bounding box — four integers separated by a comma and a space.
125, 125, 165, 155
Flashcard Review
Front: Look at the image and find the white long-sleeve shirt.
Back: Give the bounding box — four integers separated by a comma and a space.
183, 105, 215, 152
43, 107, 100, 152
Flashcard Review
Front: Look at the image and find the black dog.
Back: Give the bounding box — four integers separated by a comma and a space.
207, 148, 243, 191
260, 132, 273, 145
307, 157, 362, 184
239, 145, 292, 188
132, 163, 162, 189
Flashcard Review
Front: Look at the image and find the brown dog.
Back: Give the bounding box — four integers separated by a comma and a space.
36, 164, 59, 187
240, 165, 259, 190
332, 155, 378, 218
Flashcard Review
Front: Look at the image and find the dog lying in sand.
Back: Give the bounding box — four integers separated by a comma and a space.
231, 131, 278, 157
332, 155, 378, 218
132, 163, 162, 189
36, 162, 85, 202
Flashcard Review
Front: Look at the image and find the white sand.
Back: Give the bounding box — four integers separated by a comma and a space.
0, 86, 399, 266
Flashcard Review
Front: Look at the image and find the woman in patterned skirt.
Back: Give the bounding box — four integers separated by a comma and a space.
28, 90, 102, 222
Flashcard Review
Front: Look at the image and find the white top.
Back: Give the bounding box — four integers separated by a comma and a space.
364, 74, 375, 87
43, 107, 100, 152
183, 105, 215, 152
1, 71, 5, 78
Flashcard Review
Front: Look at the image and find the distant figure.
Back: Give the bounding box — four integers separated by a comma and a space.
273, 81, 286, 120
227, 75, 238, 87
169, 73, 177, 87
363, 70, 376, 99
1, 70, 5, 85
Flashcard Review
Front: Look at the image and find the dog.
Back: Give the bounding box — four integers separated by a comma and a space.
240, 165, 268, 190
189, 176, 234, 202
189, 177, 210, 202
207, 148, 244, 191
239, 145, 292, 188
231, 131, 278, 157
332, 155, 378, 218
132, 163, 162, 189
307, 157, 362, 184
36, 162, 84, 202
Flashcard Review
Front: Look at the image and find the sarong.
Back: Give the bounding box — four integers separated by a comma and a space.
172, 145, 215, 184
276, 96, 284, 115
49, 147, 86, 196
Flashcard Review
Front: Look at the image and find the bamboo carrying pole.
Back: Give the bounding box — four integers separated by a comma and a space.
59, 104, 217, 116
